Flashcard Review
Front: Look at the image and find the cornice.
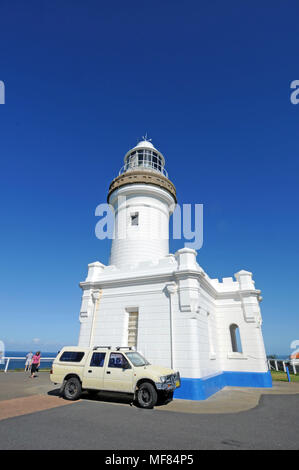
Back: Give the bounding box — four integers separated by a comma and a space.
80, 271, 174, 289
80, 268, 261, 300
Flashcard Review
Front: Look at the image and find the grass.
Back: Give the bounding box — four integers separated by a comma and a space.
271, 370, 299, 383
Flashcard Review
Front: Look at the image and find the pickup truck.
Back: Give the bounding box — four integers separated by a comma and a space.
50, 346, 180, 409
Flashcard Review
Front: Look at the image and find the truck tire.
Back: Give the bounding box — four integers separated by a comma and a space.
137, 382, 157, 409
63, 377, 82, 400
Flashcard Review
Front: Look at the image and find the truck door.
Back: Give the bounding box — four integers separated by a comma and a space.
82, 352, 106, 390
104, 352, 133, 393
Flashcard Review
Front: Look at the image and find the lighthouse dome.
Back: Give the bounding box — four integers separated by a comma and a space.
135, 140, 155, 150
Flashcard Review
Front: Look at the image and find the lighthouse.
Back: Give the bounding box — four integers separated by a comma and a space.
108, 138, 176, 269
77, 138, 272, 400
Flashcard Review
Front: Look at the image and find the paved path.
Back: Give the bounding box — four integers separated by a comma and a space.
1, 372, 299, 449
159, 381, 299, 414
0, 371, 55, 400
0, 394, 298, 449
0, 394, 76, 421
0, 372, 78, 421
1, 371, 299, 418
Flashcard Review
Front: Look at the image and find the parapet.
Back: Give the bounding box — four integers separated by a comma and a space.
234, 270, 255, 290
209, 276, 238, 292
85, 262, 106, 282
209, 270, 255, 292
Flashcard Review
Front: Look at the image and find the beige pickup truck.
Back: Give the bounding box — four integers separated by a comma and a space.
50, 346, 180, 409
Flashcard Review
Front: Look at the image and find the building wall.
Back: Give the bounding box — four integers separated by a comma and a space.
77, 249, 270, 399
109, 184, 175, 269
78, 275, 268, 377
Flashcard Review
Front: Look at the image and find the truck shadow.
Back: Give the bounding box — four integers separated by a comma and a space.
47, 388, 62, 397
47, 388, 168, 407
82, 390, 134, 405
47, 388, 134, 406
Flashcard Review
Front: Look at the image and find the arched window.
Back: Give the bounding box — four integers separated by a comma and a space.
230, 324, 242, 353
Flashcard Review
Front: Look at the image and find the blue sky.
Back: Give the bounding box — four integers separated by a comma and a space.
0, 1, 298, 355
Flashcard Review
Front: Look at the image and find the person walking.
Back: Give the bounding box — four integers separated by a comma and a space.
25, 351, 33, 372
30, 351, 41, 378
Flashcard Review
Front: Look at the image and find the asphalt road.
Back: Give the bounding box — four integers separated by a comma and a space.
0, 393, 298, 450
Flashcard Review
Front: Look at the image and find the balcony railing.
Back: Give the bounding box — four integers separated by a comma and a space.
118, 161, 168, 178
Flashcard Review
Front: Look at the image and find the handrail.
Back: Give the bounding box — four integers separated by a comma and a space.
0, 356, 55, 373
118, 163, 168, 178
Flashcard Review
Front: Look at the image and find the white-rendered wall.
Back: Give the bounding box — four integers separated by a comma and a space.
90, 282, 173, 368
108, 184, 175, 269
171, 287, 221, 378
78, 261, 268, 378
216, 301, 268, 373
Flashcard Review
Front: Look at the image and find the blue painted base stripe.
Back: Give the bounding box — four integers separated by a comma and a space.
174, 371, 272, 401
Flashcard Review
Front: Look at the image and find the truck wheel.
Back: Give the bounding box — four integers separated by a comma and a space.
137, 383, 157, 409
63, 377, 82, 400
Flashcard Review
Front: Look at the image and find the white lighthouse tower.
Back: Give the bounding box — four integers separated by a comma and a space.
108, 139, 176, 269
77, 138, 272, 400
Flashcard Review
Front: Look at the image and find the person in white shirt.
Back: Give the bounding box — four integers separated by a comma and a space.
25, 352, 33, 372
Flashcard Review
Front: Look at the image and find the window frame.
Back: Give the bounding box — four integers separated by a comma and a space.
89, 352, 106, 368
59, 351, 85, 363
108, 352, 131, 369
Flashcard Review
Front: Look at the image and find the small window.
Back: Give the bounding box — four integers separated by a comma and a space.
230, 324, 242, 353
90, 352, 106, 367
131, 212, 139, 226
128, 310, 138, 348
108, 353, 130, 369
59, 351, 85, 362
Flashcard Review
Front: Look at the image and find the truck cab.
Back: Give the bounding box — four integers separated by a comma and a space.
50, 346, 180, 409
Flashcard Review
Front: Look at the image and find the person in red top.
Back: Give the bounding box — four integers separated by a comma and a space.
30, 351, 41, 378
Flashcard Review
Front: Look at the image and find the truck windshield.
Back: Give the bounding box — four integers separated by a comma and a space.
126, 352, 150, 367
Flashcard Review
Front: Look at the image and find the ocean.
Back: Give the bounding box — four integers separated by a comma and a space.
0, 351, 58, 371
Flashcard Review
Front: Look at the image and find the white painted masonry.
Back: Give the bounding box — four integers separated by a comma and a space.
77, 139, 270, 399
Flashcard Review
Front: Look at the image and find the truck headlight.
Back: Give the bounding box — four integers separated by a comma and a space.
160, 376, 167, 383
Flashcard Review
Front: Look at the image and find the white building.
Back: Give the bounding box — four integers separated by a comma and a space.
78, 139, 272, 400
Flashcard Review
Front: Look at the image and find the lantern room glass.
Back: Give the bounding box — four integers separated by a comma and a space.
123, 149, 165, 175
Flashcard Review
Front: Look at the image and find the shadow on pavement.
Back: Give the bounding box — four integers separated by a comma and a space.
83, 391, 135, 405
47, 389, 170, 408
47, 388, 63, 397
47, 388, 134, 406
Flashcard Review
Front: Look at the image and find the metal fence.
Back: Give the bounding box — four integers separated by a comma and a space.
1, 357, 55, 373
267, 359, 298, 374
